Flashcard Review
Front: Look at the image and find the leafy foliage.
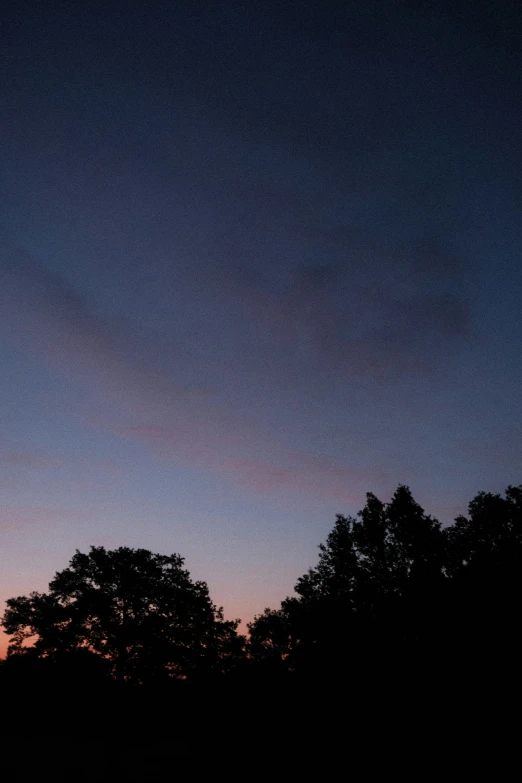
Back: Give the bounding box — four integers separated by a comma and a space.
3, 484, 522, 688
2, 546, 244, 682
248, 484, 522, 677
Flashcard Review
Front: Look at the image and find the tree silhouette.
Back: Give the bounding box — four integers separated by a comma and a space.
248, 485, 446, 676
442, 485, 522, 672
445, 485, 522, 577
2, 546, 244, 683
3, 483, 522, 700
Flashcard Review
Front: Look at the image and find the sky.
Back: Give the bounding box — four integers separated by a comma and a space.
1, 0, 521, 654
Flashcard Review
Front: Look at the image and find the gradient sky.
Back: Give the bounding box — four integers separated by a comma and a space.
1, 1, 521, 655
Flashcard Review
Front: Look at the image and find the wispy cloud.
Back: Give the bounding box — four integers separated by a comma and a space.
0, 506, 83, 532
217, 451, 388, 505
205, 230, 472, 379
0, 244, 207, 413
116, 421, 387, 504
0, 448, 63, 470
0, 236, 472, 506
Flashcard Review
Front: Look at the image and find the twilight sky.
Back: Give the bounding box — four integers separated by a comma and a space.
1, 0, 521, 653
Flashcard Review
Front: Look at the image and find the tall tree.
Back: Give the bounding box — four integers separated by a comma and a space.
294, 514, 359, 604
248, 486, 445, 675
443, 485, 522, 668
2, 546, 244, 683
247, 607, 291, 670
445, 485, 522, 577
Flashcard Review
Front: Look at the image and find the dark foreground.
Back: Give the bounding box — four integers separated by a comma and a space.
1, 668, 518, 780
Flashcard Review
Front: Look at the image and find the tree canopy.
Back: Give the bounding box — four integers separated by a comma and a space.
2, 484, 522, 689
2, 546, 244, 683
248, 484, 522, 679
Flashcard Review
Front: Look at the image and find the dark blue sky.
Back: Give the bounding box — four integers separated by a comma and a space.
1, 0, 521, 646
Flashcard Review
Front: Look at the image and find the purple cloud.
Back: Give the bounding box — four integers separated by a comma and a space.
0, 448, 63, 470
0, 244, 210, 412
115, 421, 389, 505
205, 232, 472, 380
0, 239, 472, 508
0, 506, 80, 532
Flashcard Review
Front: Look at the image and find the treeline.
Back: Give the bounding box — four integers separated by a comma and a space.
249, 484, 522, 690
1, 483, 521, 691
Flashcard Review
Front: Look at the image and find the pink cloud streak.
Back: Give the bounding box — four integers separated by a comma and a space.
1, 245, 392, 507
0, 448, 64, 470
115, 421, 388, 505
